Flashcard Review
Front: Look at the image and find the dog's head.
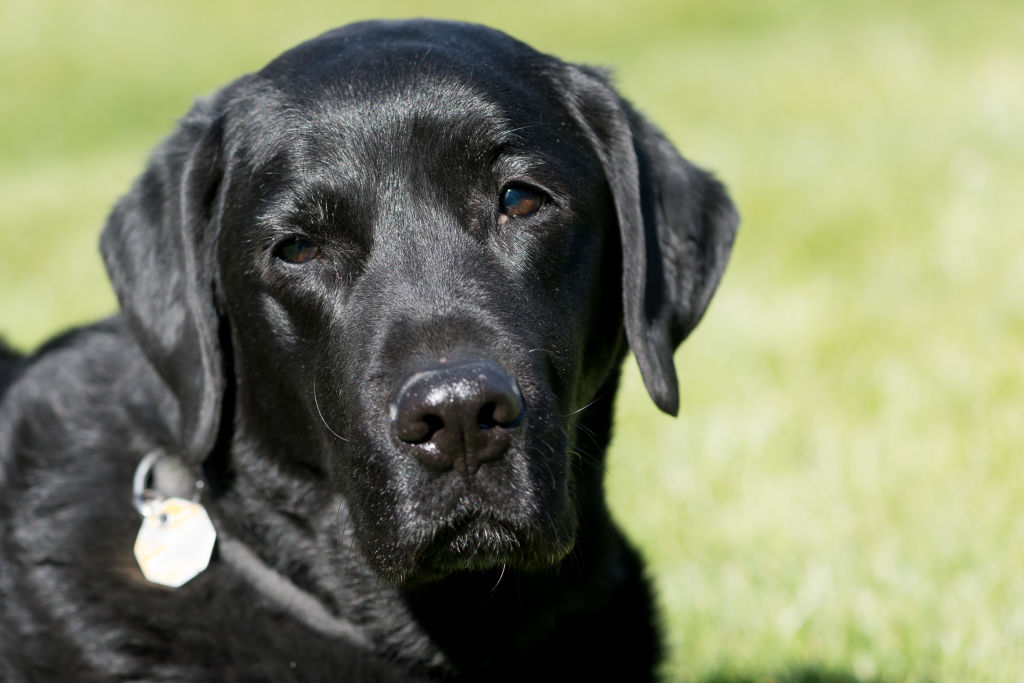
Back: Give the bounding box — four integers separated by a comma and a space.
101, 20, 737, 585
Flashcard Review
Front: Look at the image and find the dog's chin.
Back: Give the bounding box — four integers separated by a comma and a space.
379, 510, 578, 587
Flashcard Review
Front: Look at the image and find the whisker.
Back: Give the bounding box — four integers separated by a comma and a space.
562, 388, 610, 418
313, 378, 349, 442
573, 422, 603, 453
490, 563, 508, 594
570, 447, 607, 473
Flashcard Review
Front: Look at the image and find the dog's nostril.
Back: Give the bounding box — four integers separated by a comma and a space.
414, 414, 446, 443
394, 410, 444, 445
477, 397, 522, 430
423, 414, 444, 435
477, 403, 498, 430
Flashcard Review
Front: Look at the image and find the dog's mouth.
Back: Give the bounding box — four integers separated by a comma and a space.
418, 510, 524, 572
383, 499, 578, 585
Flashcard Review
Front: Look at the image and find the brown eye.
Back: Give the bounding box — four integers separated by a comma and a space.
498, 185, 546, 224
274, 236, 322, 264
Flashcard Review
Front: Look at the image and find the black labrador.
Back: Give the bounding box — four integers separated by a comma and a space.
0, 19, 737, 682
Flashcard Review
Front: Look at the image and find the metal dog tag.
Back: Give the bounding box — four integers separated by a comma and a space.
134, 497, 217, 588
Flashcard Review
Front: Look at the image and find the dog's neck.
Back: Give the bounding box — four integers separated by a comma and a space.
144, 450, 372, 649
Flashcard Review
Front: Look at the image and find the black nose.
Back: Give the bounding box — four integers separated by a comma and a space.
391, 360, 524, 477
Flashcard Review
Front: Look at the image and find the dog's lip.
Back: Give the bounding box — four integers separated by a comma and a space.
415, 508, 523, 561
430, 506, 515, 539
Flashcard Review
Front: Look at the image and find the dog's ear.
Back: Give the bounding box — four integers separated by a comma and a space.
558, 66, 739, 416
100, 100, 226, 464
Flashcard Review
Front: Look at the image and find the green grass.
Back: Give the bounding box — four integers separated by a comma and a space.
2, 1, 1022, 680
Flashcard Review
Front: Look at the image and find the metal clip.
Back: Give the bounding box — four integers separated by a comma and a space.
132, 450, 166, 518
132, 450, 205, 518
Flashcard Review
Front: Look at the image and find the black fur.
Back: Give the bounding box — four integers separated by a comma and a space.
0, 340, 21, 404
0, 20, 737, 682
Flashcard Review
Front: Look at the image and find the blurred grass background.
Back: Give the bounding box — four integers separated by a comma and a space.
2, 0, 1022, 680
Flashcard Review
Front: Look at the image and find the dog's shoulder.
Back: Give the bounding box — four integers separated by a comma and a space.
0, 318, 430, 681
0, 317, 154, 677
1, 323, 159, 599
1, 315, 169, 472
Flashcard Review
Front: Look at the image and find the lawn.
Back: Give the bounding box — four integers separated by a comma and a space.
2, 1, 1022, 680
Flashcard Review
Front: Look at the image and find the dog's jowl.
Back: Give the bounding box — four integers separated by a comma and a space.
0, 20, 737, 682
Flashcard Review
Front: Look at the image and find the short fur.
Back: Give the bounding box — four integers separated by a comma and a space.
0, 20, 737, 682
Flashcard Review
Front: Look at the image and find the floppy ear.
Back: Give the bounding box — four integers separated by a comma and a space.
559, 66, 739, 416
100, 100, 226, 464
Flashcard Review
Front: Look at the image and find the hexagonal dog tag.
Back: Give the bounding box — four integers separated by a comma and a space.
134, 497, 217, 588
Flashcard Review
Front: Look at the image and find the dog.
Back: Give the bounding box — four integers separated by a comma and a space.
0, 19, 737, 682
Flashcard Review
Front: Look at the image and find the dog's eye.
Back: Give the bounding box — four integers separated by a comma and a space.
274, 236, 323, 264
498, 185, 546, 224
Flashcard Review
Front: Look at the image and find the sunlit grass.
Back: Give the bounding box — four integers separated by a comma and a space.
2, 1, 1022, 680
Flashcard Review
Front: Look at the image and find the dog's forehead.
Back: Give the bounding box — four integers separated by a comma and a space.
260, 20, 554, 97
243, 21, 567, 154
